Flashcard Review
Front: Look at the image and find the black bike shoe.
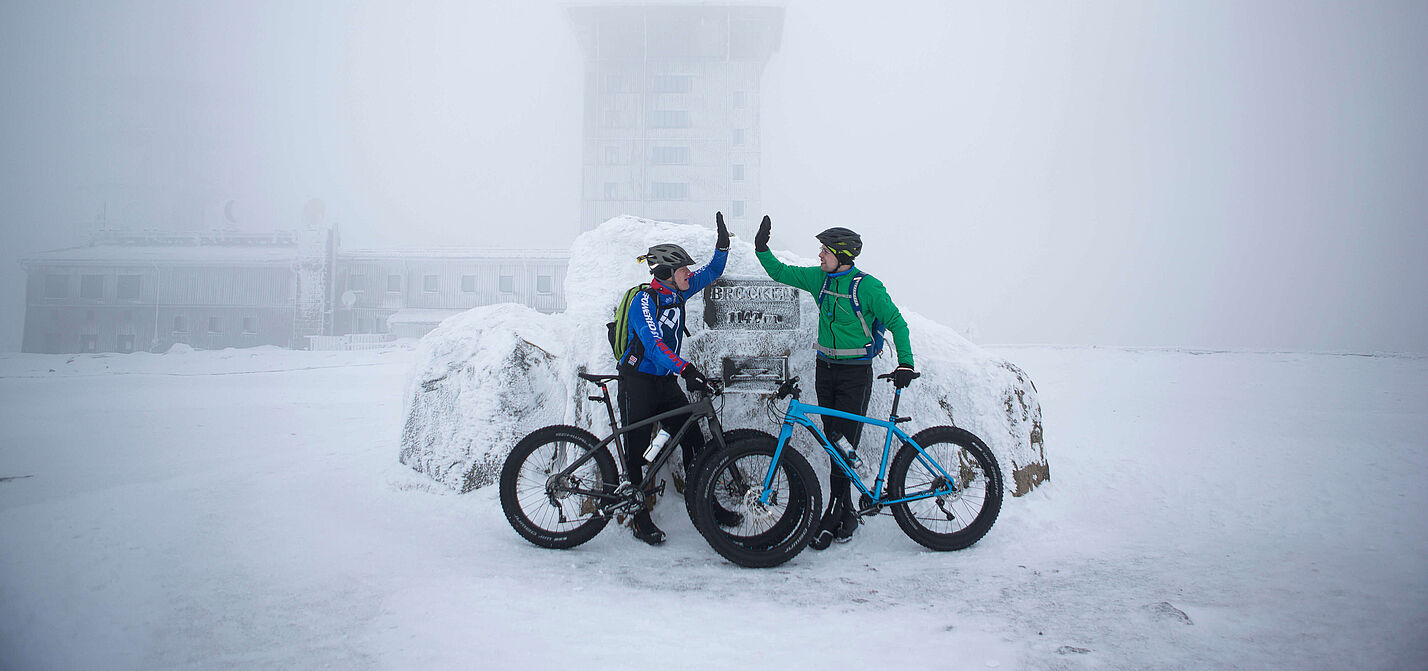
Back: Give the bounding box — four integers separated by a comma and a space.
713, 502, 744, 528
807, 502, 846, 551
631, 511, 666, 546
833, 507, 859, 543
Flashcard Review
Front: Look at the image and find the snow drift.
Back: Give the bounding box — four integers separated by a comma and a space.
400, 216, 1047, 495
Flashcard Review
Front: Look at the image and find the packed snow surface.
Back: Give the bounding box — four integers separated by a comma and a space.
0, 345, 1425, 669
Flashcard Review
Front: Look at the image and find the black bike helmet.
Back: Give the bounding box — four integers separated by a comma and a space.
816, 227, 863, 261
640, 243, 696, 280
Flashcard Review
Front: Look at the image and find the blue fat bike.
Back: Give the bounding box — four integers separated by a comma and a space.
687, 372, 1004, 568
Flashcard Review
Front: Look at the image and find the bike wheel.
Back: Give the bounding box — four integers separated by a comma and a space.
690, 436, 822, 568
683, 427, 775, 505
685, 429, 800, 540
887, 426, 1003, 552
499, 425, 618, 549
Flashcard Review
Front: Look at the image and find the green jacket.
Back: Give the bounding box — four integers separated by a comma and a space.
756, 249, 914, 367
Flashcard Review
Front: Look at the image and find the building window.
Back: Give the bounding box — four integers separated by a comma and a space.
651, 182, 690, 201
86, 310, 95, 322
387, 274, 401, 292
117, 275, 141, 301
732, 201, 745, 217
650, 110, 691, 129
537, 274, 553, 294
601, 109, 626, 128
347, 274, 364, 291
242, 316, 257, 334
208, 316, 222, 334
117, 334, 135, 354
733, 90, 747, 109
423, 275, 439, 293
603, 146, 619, 164
604, 74, 623, 91
44, 274, 68, 299
122, 310, 133, 323
499, 275, 514, 293
604, 182, 618, 200
50, 310, 59, 323
356, 317, 370, 334
732, 128, 745, 146
461, 275, 476, 292
651, 74, 692, 93
173, 315, 188, 333
652, 146, 690, 165
80, 275, 103, 300
80, 334, 98, 353
732, 164, 745, 181
44, 333, 61, 354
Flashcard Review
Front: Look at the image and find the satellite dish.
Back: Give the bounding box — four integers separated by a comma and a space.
341, 290, 357, 308
303, 198, 326, 229
222, 199, 238, 224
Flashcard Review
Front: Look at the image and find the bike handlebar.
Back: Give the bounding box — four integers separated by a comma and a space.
775, 370, 914, 401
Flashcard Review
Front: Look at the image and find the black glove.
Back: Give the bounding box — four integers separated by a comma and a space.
892, 365, 917, 389
755, 215, 771, 252
680, 363, 710, 392
715, 212, 730, 250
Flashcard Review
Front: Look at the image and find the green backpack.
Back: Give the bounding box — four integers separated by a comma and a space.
607, 284, 655, 365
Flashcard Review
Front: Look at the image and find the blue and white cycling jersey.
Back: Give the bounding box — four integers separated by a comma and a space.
623, 248, 728, 376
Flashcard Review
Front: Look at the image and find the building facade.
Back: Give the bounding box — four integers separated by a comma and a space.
19, 229, 568, 354
334, 250, 568, 339
569, 4, 784, 233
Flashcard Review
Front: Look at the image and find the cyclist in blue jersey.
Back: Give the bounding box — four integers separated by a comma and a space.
616, 213, 737, 544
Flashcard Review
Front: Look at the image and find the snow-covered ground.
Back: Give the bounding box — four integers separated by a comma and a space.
1, 345, 1424, 670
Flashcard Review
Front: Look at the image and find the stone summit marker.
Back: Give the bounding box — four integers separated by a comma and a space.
703, 279, 800, 331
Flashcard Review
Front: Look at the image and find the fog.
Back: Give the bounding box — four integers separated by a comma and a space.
3, 0, 1425, 353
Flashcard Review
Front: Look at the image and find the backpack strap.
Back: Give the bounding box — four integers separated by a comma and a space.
817, 271, 872, 339
815, 271, 884, 359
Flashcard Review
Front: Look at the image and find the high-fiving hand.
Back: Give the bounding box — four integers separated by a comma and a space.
755, 215, 771, 252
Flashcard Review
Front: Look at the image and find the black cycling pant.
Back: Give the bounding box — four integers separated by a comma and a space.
618, 370, 705, 487
815, 358, 874, 507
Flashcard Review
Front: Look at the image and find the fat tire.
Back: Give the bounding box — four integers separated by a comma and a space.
683, 428, 775, 519
499, 425, 618, 549
887, 426, 1003, 551
690, 436, 822, 568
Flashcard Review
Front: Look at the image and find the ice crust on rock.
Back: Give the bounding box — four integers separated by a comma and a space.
400, 216, 1048, 495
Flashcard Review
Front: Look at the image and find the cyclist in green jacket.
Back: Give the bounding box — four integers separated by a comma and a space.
754, 215, 917, 549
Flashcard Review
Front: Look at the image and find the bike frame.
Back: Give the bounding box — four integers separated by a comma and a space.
761, 388, 961, 510
551, 382, 725, 502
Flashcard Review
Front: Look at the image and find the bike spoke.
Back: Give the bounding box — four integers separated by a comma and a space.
713, 453, 796, 539
900, 443, 991, 534
513, 443, 604, 532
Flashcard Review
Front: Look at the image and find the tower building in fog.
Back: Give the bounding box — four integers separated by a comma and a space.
568, 5, 784, 232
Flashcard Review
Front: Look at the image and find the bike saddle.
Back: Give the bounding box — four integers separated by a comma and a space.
578, 372, 620, 383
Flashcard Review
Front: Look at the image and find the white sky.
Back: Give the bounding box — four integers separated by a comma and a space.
2, 0, 1425, 353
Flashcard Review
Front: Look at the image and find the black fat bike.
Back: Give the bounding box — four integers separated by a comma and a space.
499, 372, 818, 550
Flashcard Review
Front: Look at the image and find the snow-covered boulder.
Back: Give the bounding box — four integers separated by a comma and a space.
400, 216, 1048, 496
